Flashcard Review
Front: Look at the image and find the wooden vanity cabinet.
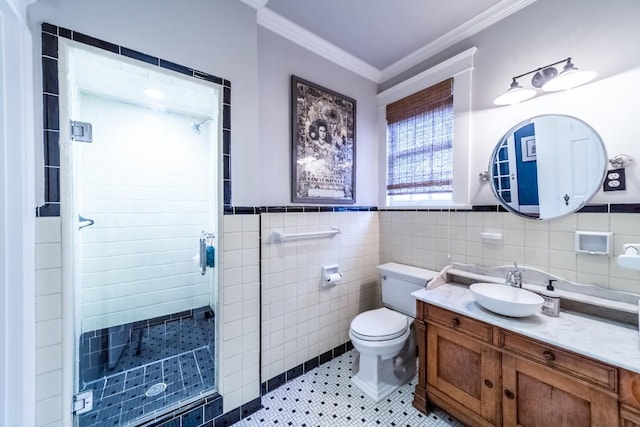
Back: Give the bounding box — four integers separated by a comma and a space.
414, 301, 621, 427
426, 324, 501, 427
502, 353, 618, 426
413, 302, 501, 426
620, 369, 640, 426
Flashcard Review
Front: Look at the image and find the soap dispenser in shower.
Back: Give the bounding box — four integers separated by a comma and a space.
199, 231, 216, 275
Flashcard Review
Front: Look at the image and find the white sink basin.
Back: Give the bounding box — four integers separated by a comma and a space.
469, 283, 544, 317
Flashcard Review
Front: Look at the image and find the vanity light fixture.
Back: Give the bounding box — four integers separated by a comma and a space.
493, 79, 537, 106
493, 57, 596, 106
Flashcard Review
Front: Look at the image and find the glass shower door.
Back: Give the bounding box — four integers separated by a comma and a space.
64, 44, 221, 427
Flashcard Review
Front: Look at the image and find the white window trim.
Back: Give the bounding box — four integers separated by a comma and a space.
377, 47, 476, 209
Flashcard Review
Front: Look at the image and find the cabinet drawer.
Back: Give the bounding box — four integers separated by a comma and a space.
499, 330, 617, 392
426, 305, 492, 343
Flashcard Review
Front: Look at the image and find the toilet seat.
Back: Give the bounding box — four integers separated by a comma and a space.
350, 308, 409, 342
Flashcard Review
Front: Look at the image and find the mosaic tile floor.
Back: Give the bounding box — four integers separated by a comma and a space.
79, 309, 215, 386
78, 346, 215, 427
235, 350, 465, 427
106, 314, 214, 379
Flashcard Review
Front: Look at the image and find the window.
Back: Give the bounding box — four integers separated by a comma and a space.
386, 79, 453, 203
377, 47, 475, 208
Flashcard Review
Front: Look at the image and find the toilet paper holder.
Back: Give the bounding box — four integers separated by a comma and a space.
322, 264, 343, 287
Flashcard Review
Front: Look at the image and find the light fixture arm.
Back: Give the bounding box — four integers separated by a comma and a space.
510, 57, 571, 81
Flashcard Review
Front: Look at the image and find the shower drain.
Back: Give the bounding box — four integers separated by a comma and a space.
145, 382, 167, 397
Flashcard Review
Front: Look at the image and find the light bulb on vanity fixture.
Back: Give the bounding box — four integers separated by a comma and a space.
493, 78, 537, 105
541, 58, 598, 92
493, 57, 597, 106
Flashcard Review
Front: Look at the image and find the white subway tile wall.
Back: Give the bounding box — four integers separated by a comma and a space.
379, 211, 640, 294
75, 94, 217, 331
260, 211, 380, 383
35, 217, 64, 427
33, 209, 640, 426
34, 213, 260, 423
221, 214, 261, 412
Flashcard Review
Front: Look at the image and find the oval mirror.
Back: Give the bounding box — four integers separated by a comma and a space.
489, 114, 607, 220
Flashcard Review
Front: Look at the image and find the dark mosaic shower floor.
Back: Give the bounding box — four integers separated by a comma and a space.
79, 347, 215, 427
78, 310, 216, 427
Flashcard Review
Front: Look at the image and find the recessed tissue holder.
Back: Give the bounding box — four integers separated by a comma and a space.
322, 264, 343, 287
618, 244, 640, 271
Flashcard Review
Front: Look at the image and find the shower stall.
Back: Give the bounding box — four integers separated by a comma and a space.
59, 43, 222, 427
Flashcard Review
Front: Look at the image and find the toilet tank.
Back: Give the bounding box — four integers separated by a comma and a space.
377, 263, 440, 317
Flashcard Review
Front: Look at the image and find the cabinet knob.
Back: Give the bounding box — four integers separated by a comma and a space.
484, 379, 493, 389
543, 350, 556, 361
504, 389, 515, 400
451, 318, 461, 327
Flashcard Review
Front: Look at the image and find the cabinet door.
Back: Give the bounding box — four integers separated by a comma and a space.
621, 369, 640, 427
427, 324, 500, 425
502, 353, 618, 427
412, 318, 429, 412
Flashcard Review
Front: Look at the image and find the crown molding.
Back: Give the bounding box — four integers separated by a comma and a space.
251, 0, 534, 84
257, 7, 382, 83
377, 47, 477, 106
380, 0, 537, 82
239, 0, 269, 10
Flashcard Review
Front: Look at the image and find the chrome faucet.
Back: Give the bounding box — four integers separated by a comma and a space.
505, 262, 522, 288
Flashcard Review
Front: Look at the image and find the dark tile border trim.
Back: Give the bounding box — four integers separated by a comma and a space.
143, 393, 222, 426
377, 205, 500, 212
375, 203, 640, 214
145, 394, 262, 427
224, 206, 379, 215
260, 341, 353, 396
37, 23, 232, 216
577, 204, 609, 213
611, 204, 640, 213
221, 203, 640, 216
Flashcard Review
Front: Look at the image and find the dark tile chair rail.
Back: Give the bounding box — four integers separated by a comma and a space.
223, 203, 640, 215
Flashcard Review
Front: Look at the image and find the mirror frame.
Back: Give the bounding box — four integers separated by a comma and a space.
488, 114, 607, 220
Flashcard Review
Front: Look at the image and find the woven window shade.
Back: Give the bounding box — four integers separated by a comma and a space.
386, 78, 453, 195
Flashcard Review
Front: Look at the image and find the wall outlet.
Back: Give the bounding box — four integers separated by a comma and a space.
603, 168, 626, 191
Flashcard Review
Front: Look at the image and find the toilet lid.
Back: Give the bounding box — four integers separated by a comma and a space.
350, 308, 409, 341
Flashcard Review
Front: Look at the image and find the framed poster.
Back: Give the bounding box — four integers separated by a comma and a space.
291, 75, 356, 204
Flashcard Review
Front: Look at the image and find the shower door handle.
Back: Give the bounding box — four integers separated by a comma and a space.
199, 234, 207, 275
78, 215, 95, 230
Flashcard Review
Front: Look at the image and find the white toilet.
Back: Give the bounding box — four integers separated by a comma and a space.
349, 262, 439, 401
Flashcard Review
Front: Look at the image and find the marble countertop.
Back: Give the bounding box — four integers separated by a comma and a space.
413, 283, 640, 374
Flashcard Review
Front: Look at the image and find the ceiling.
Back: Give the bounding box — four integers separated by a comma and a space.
250, 0, 536, 82
68, 0, 539, 110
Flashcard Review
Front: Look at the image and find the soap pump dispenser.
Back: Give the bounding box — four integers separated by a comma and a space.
541, 279, 560, 317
